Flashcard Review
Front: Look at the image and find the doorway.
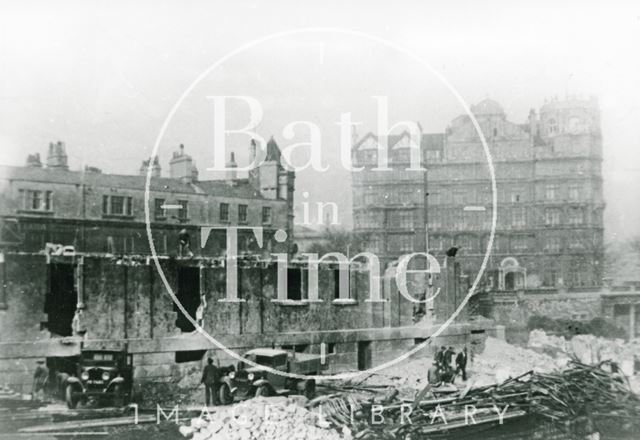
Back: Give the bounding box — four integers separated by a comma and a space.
174, 266, 200, 332
45, 263, 77, 336
357, 341, 372, 371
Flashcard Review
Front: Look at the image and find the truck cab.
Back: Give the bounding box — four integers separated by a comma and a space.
64, 349, 133, 408
219, 348, 324, 404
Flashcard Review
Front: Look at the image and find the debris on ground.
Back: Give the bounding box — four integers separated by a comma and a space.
308, 361, 640, 440
470, 336, 563, 385
528, 329, 640, 372
178, 396, 345, 440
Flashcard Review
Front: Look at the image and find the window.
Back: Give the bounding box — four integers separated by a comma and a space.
388, 235, 413, 253
545, 208, 561, 226
512, 236, 529, 252
177, 200, 188, 220
544, 237, 561, 252
569, 185, 581, 201
219, 203, 229, 222
548, 118, 558, 135
543, 271, 557, 287
545, 185, 558, 200
399, 192, 413, 205
287, 268, 306, 301
363, 193, 376, 205
154, 198, 166, 219
111, 196, 125, 215
511, 207, 525, 227
430, 235, 449, 251
102, 195, 133, 216
366, 236, 382, 253
568, 234, 586, 250
456, 235, 477, 253
20, 190, 53, 211
510, 188, 523, 203
238, 204, 248, 223
427, 213, 442, 229
389, 211, 413, 229
44, 191, 53, 211
262, 207, 272, 225
568, 208, 584, 225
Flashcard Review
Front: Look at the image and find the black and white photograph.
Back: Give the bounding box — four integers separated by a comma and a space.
1, 1, 640, 439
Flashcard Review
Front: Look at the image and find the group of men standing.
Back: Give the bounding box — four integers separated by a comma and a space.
428, 346, 468, 385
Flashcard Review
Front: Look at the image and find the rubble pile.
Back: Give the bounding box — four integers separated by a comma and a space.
178, 396, 346, 440
529, 329, 640, 371
312, 361, 640, 440
471, 337, 561, 385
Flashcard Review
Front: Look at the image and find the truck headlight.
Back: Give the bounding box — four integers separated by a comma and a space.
248, 373, 255, 381
101, 371, 110, 381
81, 371, 89, 381
229, 372, 235, 379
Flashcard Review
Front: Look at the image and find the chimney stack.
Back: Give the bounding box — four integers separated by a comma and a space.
169, 144, 197, 184
46, 141, 69, 170
226, 152, 238, 184
528, 109, 538, 143
26, 153, 42, 168
140, 156, 162, 178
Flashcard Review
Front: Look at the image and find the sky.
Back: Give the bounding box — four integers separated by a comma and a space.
0, 0, 639, 240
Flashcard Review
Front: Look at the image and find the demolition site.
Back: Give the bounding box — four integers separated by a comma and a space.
1, 99, 639, 440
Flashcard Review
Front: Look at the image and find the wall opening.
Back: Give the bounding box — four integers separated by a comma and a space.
357, 341, 372, 371
286, 267, 308, 301
414, 338, 427, 345
282, 344, 309, 353
45, 263, 77, 336
174, 266, 200, 332
175, 350, 206, 363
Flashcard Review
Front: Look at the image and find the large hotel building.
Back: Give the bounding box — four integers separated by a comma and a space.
352, 97, 605, 291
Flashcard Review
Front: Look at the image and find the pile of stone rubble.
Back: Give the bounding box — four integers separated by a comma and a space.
528, 329, 640, 374
470, 336, 562, 385
178, 396, 348, 440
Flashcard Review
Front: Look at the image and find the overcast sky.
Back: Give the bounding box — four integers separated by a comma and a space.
0, 0, 639, 240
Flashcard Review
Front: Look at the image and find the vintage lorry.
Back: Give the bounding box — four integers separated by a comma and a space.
218, 348, 327, 404
55, 348, 134, 408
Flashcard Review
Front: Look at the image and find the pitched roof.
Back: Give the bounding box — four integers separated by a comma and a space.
0, 165, 265, 199
353, 131, 445, 151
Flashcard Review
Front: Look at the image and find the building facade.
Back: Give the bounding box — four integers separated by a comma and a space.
352, 96, 605, 290
0, 140, 295, 258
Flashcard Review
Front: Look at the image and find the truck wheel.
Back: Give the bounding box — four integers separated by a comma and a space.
255, 385, 271, 397
65, 385, 78, 409
303, 380, 316, 399
219, 384, 232, 405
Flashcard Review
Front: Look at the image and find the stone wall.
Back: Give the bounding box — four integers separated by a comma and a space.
482, 290, 604, 343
